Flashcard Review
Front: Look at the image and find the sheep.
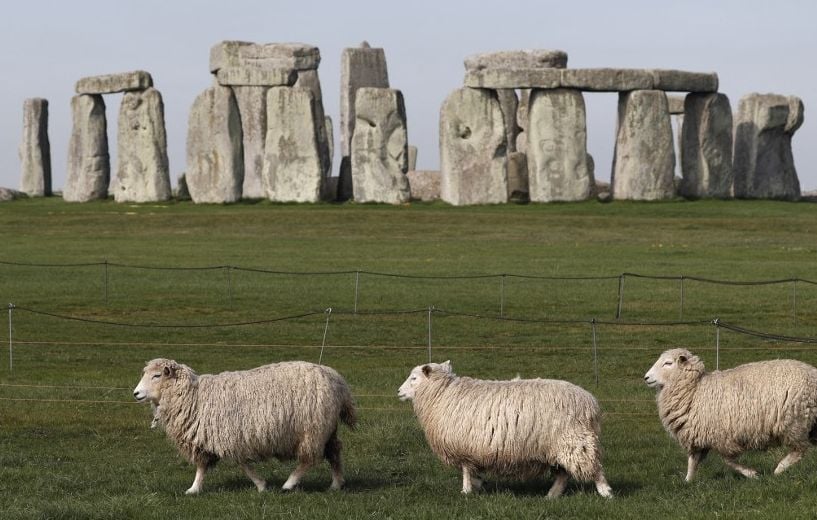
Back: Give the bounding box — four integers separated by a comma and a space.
644, 348, 817, 481
397, 360, 612, 498
133, 358, 356, 494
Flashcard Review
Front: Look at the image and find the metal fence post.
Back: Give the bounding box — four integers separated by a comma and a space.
591, 318, 599, 386
103, 260, 109, 305
679, 276, 685, 320
225, 266, 233, 306
319, 308, 332, 365
615, 274, 626, 319
8, 303, 14, 372
714, 318, 720, 370
354, 270, 360, 314
499, 274, 505, 318
427, 306, 433, 363
792, 279, 798, 329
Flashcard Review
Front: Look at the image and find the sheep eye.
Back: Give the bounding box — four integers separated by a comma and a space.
152, 374, 161, 379
410, 376, 416, 381
663, 361, 672, 366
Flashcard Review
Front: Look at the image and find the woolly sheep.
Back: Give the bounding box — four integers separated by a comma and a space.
644, 348, 817, 481
133, 358, 357, 494
398, 361, 612, 497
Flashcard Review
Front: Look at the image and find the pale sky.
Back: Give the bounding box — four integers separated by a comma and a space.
1, 0, 814, 191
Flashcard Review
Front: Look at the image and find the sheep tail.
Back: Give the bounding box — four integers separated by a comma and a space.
340, 394, 357, 430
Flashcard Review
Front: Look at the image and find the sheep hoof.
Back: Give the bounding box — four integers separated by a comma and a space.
184, 487, 200, 495
329, 481, 345, 491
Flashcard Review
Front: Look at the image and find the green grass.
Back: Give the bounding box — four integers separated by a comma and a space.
2, 198, 817, 519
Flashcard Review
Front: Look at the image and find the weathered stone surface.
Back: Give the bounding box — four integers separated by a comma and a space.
216, 67, 296, 87
667, 95, 686, 115
407, 170, 441, 201
464, 50, 568, 71
612, 90, 675, 200
561, 69, 653, 92
408, 145, 417, 171
0, 187, 26, 202
496, 89, 520, 153
440, 88, 507, 205
175, 174, 191, 200
650, 69, 718, 93
232, 86, 268, 199
507, 152, 529, 202
733, 93, 803, 200
325, 115, 334, 177
295, 69, 331, 176
527, 89, 593, 201
64, 94, 109, 202
186, 85, 244, 203
19, 98, 52, 197
115, 88, 171, 203
351, 88, 410, 204
75, 71, 153, 95
340, 44, 389, 158
516, 89, 531, 153
209, 41, 320, 72
679, 93, 733, 199
464, 68, 561, 89
263, 87, 324, 202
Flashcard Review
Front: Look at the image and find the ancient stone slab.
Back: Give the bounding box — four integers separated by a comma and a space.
464, 50, 568, 71
527, 89, 593, 201
263, 87, 324, 202
325, 115, 334, 177
115, 88, 171, 203
507, 152, 529, 202
407, 170, 440, 201
440, 88, 508, 205
0, 187, 26, 202
295, 69, 331, 176
175, 174, 191, 200
186, 85, 244, 203
650, 69, 718, 93
408, 145, 418, 171
679, 93, 733, 199
667, 95, 686, 115
19, 98, 52, 197
232, 86, 268, 199
64, 94, 110, 202
496, 89, 520, 153
351, 88, 410, 204
75, 71, 153, 95
612, 90, 675, 200
464, 68, 561, 89
561, 69, 654, 92
209, 41, 320, 72
733, 93, 803, 200
216, 67, 296, 87
340, 44, 389, 158
516, 89, 531, 153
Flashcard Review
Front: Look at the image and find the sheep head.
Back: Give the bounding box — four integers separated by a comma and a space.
644, 348, 705, 389
133, 358, 185, 404
397, 360, 454, 401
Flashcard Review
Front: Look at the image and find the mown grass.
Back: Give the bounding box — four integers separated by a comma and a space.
2, 198, 817, 519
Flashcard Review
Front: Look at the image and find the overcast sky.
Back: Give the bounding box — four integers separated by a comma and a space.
1, 0, 814, 192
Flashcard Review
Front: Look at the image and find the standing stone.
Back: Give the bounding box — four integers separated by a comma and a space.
679, 93, 733, 199
64, 94, 109, 202
232, 86, 269, 199
295, 69, 331, 176
733, 93, 803, 200
440, 88, 507, 205
612, 90, 675, 200
507, 151, 529, 202
263, 87, 324, 202
496, 89, 520, 154
351, 88, 410, 204
527, 89, 593, 201
186, 85, 244, 203
19, 98, 52, 197
115, 88, 171, 202
408, 145, 418, 171
516, 89, 531, 153
175, 174, 191, 200
407, 170, 441, 201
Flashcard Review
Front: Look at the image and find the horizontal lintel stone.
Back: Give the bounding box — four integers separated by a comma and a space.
464, 68, 561, 89
650, 69, 718, 93
215, 67, 297, 87
75, 71, 153, 95
210, 41, 320, 72
560, 68, 654, 92
464, 49, 568, 71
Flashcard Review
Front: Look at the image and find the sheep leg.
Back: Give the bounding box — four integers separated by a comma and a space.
594, 472, 613, 498
722, 457, 758, 478
685, 449, 708, 482
324, 434, 345, 491
546, 468, 569, 499
461, 466, 474, 494
185, 463, 208, 495
774, 450, 805, 475
240, 463, 267, 492
282, 461, 313, 491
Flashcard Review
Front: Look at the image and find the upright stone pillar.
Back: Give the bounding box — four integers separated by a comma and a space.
440, 88, 507, 205
733, 93, 803, 200
496, 89, 520, 154
612, 90, 675, 200
295, 69, 331, 177
232, 86, 269, 199
408, 145, 418, 171
339, 42, 389, 199
527, 89, 593, 201
263, 87, 324, 202
19, 98, 52, 197
679, 93, 733, 198
115, 87, 171, 202
351, 88, 410, 204
64, 94, 109, 202
186, 85, 244, 203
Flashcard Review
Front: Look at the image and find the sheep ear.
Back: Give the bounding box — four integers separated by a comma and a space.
678, 355, 688, 364
442, 360, 452, 372
422, 365, 432, 377
163, 366, 175, 378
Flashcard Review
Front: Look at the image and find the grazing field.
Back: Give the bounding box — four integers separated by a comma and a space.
2, 198, 817, 519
